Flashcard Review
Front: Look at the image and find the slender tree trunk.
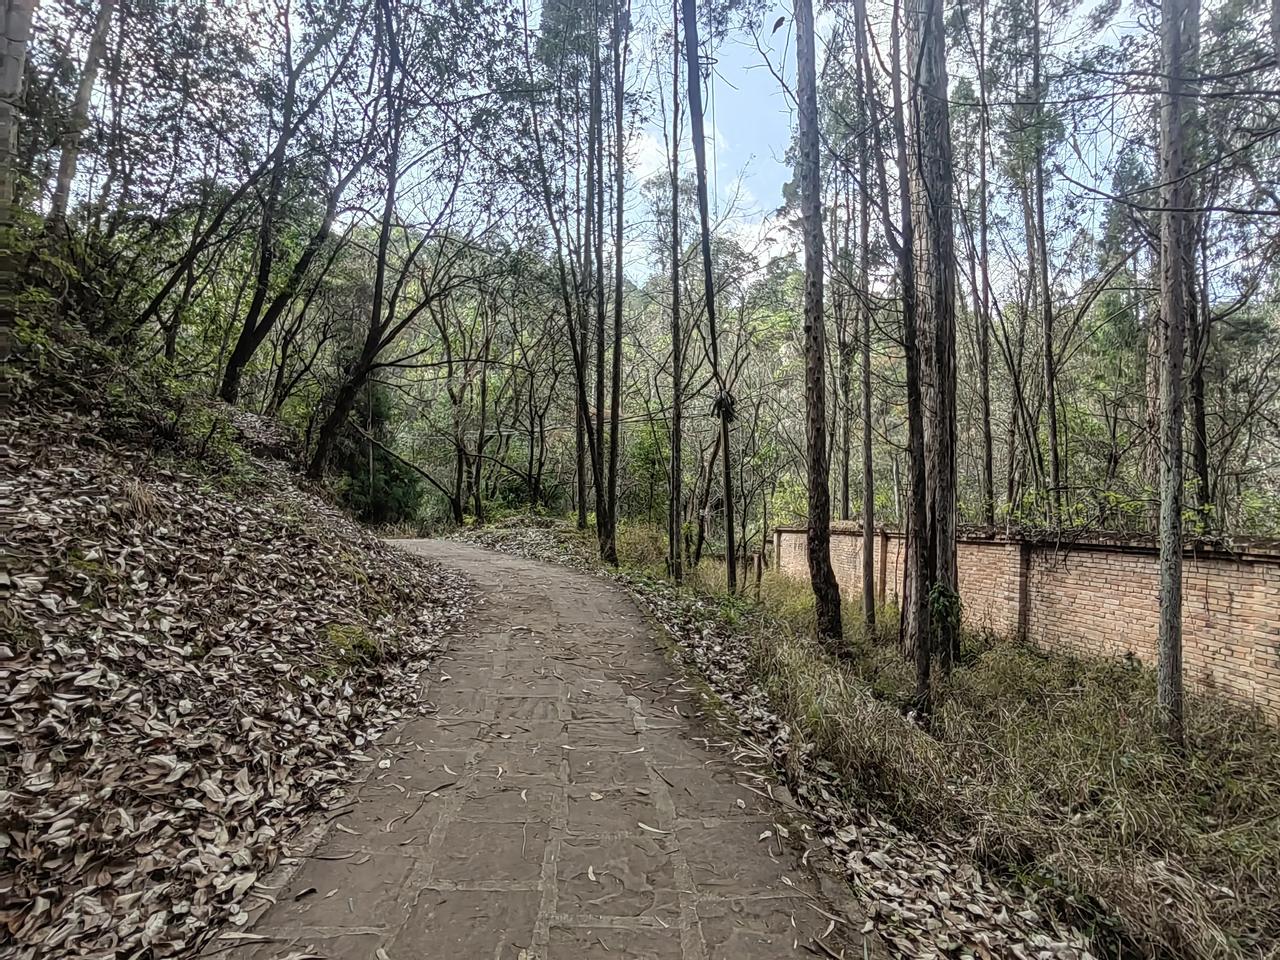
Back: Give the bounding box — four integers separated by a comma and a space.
1144, 247, 1163, 530
1157, 0, 1196, 747
682, 0, 735, 593
578, 65, 594, 530
48, 0, 115, 224
474, 354, 489, 523
1186, 26, 1209, 526
975, 0, 995, 525
854, 9, 875, 625
222, 47, 303, 405
591, 9, 606, 539
310, 364, 365, 480
0, 0, 32, 351
669, 0, 684, 582
310, 23, 401, 479
692, 431, 720, 569
1, 0, 35, 220
889, 0, 931, 712
833, 182, 852, 523
1032, 5, 1061, 520
219, 189, 349, 404
795, 0, 841, 642
576, 377, 588, 526
1189, 291, 1210, 520
520, 0, 608, 529
602, 0, 627, 565
1274, 0, 1280, 68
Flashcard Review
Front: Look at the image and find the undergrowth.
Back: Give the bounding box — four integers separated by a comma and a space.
9, 317, 295, 498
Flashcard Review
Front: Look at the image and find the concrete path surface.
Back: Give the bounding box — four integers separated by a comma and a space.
217, 540, 873, 960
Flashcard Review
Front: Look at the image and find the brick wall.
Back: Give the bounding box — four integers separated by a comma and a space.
772, 524, 1280, 716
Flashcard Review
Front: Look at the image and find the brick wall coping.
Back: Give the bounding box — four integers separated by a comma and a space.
773, 524, 1280, 564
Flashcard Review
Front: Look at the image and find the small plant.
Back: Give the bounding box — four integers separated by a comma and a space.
324, 622, 382, 668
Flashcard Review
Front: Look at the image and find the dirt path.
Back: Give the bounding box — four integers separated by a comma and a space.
216, 540, 873, 960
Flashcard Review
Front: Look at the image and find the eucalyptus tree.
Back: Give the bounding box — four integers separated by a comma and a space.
667, 0, 685, 581
794, 0, 841, 640
1, 0, 35, 340
306, 0, 503, 478
47, 0, 114, 225
905, 0, 960, 669
683, 0, 736, 592
1, 0, 35, 215
1156, 0, 1199, 747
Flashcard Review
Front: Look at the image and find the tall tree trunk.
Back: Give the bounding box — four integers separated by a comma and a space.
795, 0, 841, 642
692, 431, 720, 568
833, 180, 852, 522
889, 0, 931, 712
521, 0, 607, 530
1157, 0, 1196, 748
1032, 5, 1061, 520
1, 0, 34, 341
975, 0, 995, 525
682, 0, 735, 593
908, 0, 958, 670
591, 8, 608, 547
1, 0, 34, 217
602, 0, 627, 565
1143, 246, 1163, 530
578, 64, 594, 530
1186, 27, 1209, 526
854, 5, 875, 624
309, 18, 401, 479
576, 375, 589, 526
48, 0, 115, 224
588, 3, 609, 552
1189, 277, 1210, 521
668, 0, 684, 582
221, 41, 304, 405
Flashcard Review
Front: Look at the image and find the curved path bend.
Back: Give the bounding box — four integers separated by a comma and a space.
219, 540, 874, 960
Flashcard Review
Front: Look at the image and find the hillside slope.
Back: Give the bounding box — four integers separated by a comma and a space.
0, 345, 472, 958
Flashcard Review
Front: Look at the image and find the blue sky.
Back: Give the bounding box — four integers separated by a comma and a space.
698, 16, 796, 218
624, 2, 798, 271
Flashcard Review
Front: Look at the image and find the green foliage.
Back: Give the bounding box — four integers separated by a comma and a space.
927, 582, 962, 640
332, 387, 424, 525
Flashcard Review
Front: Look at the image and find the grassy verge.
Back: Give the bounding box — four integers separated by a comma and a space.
746, 587, 1279, 958
478, 518, 1280, 959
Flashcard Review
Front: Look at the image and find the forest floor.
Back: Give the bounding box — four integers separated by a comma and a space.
215, 539, 879, 960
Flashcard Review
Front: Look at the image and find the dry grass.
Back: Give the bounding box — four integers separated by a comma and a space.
727, 575, 1280, 959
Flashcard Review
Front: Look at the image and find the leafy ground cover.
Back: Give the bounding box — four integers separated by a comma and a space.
459, 518, 1280, 960
1, 336, 473, 958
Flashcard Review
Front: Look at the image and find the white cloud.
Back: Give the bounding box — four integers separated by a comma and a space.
626, 130, 669, 183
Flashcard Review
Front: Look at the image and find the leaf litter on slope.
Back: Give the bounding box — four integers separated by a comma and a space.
0, 409, 473, 959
